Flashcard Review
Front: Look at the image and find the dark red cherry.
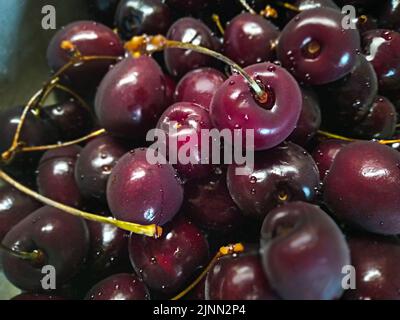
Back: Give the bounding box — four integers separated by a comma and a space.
210, 62, 302, 151
88, 0, 120, 26
288, 88, 321, 147
11, 293, 66, 300
324, 141, 400, 235
379, 0, 400, 32
156, 102, 214, 180
343, 234, 400, 300
278, 8, 360, 85
184, 166, 243, 234
95, 56, 167, 140
174, 68, 226, 111
260, 201, 350, 300
75, 135, 128, 202
85, 273, 150, 300
165, 18, 217, 78
37, 146, 83, 208
206, 249, 279, 300
0, 184, 40, 241
41, 99, 93, 141
294, 0, 339, 11
166, 0, 210, 12
351, 96, 397, 140
362, 29, 400, 95
227, 142, 320, 220
107, 148, 183, 226
85, 220, 129, 279
312, 139, 349, 180
1, 206, 89, 291
46, 21, 124, 91
128, 217, 209, 295
115, 0, 172, 40
316, 55, 378, 130
223, 13, 279, 67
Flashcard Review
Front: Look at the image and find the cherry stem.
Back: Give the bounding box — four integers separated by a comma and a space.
275, 1, 301, 12
238, 0, 257, 14
0, 242, 45, 263
212, 14, 225, 35
317, 130, 400, 145
125, 35, 268, 102
0, 169, 162, 238
170, 243, 245, 300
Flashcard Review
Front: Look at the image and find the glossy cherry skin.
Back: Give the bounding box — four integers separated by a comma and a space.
11, 293, 66, 300
1, 206, 89, 291
379, 0, 400, 32
227, 142, 320, 220
223, 13, 279, 67
156, 102, 214, 180
294, 0, 339, 11
115, 0, 172, 40
316, 55, 378, 130
352, 96, 397, 140
324, 141, 400, 235
85, 273, 150, 300
288, 89, 321, 147
84, 220, 129, 280
165, 18, 217, 78
210, 62, 302, 151
174, 68, 226, 111
343, 234, 400, 300
46, 21, 124, 91
206, 249, 279, 300
95, 56, 167, 140
166, 0, 210, 12
362, 29, 400, 95
260, 201, 350, 300
37, 146, 83, 208
75, 135, 128, 202
42, 99, 93, 141
107, 148, 183, 226
277, 8, 360, 85
312, 139, 349, 180
0, 184, 40, 241
184, 166, 243, 233
128, 217, 209, 295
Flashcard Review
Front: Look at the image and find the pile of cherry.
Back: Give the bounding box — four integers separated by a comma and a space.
1, 0, 400, 300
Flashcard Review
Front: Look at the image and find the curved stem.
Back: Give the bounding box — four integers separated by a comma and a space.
317, 130, 400, 145
0, 169, 162, 238
212, 14, 225, 36
238, 0, 257, 14
275, 1, 301, 12
170, 243, 244, 300
0, 243, 44, 262
20, 129, 106, 153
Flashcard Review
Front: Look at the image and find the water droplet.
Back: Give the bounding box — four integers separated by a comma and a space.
250, 176, 257, 184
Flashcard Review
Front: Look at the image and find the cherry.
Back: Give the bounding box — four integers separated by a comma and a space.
88, 0, 120, 26
227, 142, 320, 220
343, 234, 400, 300
95, 56, 167, 140
294, 0, 339, 11
324, 141, 400, 235
85, 273, 150, 300
42, 99, 93, 141
46, 21, 124, 92
174, 68, 226, 111
183, 166, 244, 234
312, 139, 349, 180
156, 102, 214, 180
223, 13, 279, 67
106, 148, 183, 226
379, 0, 400, 32
128, 217, 209, 295
351, 96, 397, 140
75, 135, 129, 202
277, 8, 361, 85
362, 29, 400, 96
0, 184, 40, 241
165, 18, 218, 78
316, 55, 378, 130
115, 0, 172, 40
205, 248, 279, 300
1, 206, 89, 291
288, 88, 321, 147
37, 146, 83, 208
11, 293, 66, 300
210, 62, 302, 151
260, 201, 350, 300
166, 0, 210, 12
